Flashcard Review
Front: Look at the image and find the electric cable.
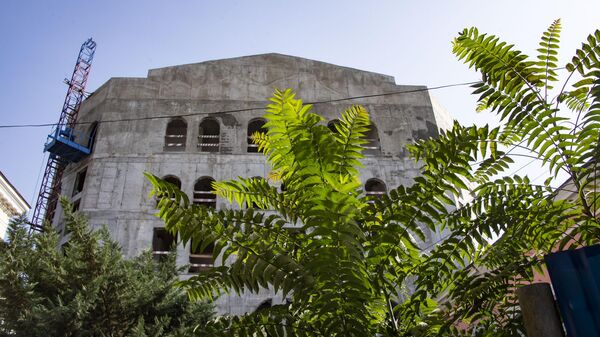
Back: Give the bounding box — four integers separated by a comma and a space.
0, 80, 481, 129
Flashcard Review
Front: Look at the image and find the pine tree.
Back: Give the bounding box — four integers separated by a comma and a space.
0, 198, 213, 337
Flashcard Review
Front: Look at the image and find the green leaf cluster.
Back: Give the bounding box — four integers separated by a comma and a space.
147, 21, 600, 336
0, 199, 214, 337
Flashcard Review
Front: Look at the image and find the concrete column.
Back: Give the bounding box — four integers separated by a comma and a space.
517, 283, 565, 337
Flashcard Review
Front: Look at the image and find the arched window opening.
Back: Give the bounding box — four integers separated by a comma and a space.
364, 124, 381, 155
155, 175, 182, 207
86, 121, 99, 151
247, 118, 267, 153
365, 178, 387, 202
189, 240, 214, 273
152, 227, 175, 261
163, 175, 181, 189
193, 177, 216, 208
255, 299, 272, 312
198, 118, 220, 152
328, 119, 341, 134
164, 118, 187, 151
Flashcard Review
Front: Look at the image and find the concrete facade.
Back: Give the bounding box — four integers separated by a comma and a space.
51, 53, 451, 314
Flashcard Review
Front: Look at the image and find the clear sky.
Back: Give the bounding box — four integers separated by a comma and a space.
0, 0, 598, 212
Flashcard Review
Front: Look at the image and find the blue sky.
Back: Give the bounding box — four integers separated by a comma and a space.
1, 0, 599, 211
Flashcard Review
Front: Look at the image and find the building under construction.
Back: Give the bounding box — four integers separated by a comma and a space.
38, 51, 452, 314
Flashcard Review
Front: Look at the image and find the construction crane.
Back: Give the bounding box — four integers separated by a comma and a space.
30, 38, 97, 232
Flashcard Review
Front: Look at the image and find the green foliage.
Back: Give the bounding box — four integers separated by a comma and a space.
0, 199, 213, 337
148, 21, 600, 336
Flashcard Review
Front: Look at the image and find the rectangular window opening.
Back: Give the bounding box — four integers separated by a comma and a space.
188, 240, 214, 273
72, 199, 81, 212
72, 167, 87, 196
152, 228, 175, 261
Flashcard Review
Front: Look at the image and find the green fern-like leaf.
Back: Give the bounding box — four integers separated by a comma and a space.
534, 19, 561, 95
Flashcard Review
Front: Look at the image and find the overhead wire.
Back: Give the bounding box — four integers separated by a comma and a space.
0, 62, 572, 130
0, 80, 481, 129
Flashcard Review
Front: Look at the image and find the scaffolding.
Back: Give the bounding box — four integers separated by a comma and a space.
30, 38, 97, 232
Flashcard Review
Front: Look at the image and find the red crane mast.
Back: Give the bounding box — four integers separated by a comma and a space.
30, 38, 97, 232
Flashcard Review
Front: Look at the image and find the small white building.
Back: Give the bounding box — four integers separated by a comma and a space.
0, 171, 30, 240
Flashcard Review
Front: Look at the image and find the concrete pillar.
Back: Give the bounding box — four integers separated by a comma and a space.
517, 283, 565, 337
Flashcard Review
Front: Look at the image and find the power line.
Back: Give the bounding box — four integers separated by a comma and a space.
0, 80, 481, 129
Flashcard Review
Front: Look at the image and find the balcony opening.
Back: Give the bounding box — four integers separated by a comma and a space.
188, 240, 214, 273
163, 175, 181, 189
155, 175, 181, 207
364, 124, 381, 155
152, 228, 175, 261
193, 177, 216, 208
247, 118, 267, 153
365, 178, 386, 203
164, 118, 187, 151
198, 118, 220, 152
328, 119, 341, 134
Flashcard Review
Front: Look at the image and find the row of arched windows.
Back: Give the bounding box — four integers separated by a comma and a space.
154, 176, 386, 273
157, 175, 217, 273
164, 117, 268, 152
164, 117, 381, 153
162, 175, 217, 208
160, 175, 387, 208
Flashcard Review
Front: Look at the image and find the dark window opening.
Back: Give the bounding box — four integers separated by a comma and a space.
163, 175, 182, 189
255, 299, 272, 312
198, 118, 220, 152
155, 175, 181, 207
328, 119, 341, 134
365, 179, 386, 202
164, 118, 187, 151
152, 228, 175, 261
188, 240, 214, 273
364, 124, 381, 155
72, 168, 87, 196
72, 199, 81, 212
247, 118, 267, 153
86, 121, 99, 152
193, 177, 216, 208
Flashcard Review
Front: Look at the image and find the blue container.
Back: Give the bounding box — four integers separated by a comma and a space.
545, 245, 600, 336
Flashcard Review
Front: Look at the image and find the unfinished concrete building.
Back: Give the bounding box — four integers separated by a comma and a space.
49, 53, 452, 314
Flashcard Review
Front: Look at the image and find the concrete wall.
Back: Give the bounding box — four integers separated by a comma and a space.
53, 53, 451, 314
